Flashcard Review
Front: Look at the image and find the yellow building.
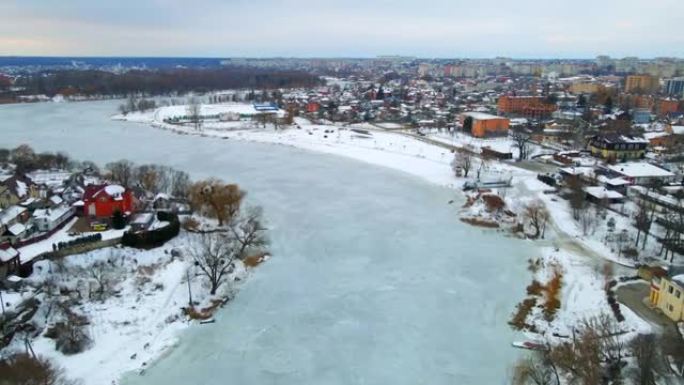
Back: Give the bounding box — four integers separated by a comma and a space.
588, 134, 648, 161
569, 82, 601, 94
650, 274, 684, 321
0, 185, 20, 209
625, 74, 660, 94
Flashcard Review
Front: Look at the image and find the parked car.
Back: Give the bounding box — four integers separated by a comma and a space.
90, 222, 108, 231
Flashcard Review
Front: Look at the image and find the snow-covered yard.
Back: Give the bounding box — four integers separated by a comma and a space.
3, 234, 250, 385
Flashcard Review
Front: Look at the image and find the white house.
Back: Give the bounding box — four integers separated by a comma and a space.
32, 204, 75, 232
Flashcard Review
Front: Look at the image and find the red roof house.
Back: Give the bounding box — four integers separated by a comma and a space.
82, 184, 134, 218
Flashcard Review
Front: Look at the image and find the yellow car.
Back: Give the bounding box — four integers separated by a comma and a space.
90, 223, 108, 231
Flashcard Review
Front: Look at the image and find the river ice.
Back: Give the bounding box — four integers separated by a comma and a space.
1, 100, 538, 384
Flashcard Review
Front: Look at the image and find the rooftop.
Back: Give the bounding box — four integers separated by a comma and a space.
461, 112, 507, 121
607, 162, 675, 178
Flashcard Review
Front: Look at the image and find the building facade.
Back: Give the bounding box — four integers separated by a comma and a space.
82, 184, 134, 218
460, 112, 510, 138
588, 134, 648, 161
625, 74, 660, 94
497, 96, 557, 119
664, 77, 684, 98
650, 275, 684, 322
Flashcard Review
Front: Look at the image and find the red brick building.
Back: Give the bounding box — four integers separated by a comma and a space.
82, 184, 134, 218
497, 96, 557, 119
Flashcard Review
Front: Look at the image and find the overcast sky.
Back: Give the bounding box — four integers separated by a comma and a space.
1, 0, 682, 58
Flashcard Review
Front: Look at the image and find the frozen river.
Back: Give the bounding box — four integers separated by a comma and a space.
1, 100, 537, 384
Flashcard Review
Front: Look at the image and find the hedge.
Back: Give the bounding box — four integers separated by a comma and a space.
55, 234, 102, 251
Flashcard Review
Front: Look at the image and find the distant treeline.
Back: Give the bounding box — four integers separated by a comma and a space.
13, 66, 322, 96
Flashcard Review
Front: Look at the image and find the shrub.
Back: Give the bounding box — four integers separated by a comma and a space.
482, 193, 505, 212
0, 353, 73, 384
526, 280, 545, 296
509, 297, 537, 331
182, 217, 200, 231
112, 210, 126, 230
56, 233, 102, 251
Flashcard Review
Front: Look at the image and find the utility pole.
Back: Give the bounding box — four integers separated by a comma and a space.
186, 268, 193, 308
0, 290, 4, 315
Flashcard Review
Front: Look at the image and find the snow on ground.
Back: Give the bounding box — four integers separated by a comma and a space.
112, 104, 659, 366
5, 234, 248, 385
528, 246, 651, 340
17, 218, 130, 263
116, 106, 643, 271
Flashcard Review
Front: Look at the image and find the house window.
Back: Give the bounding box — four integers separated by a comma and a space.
676, 290, 681, 299
669, 304, 674, 312
669, 286, 674, 294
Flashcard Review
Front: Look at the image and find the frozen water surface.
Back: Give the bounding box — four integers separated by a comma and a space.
1, 101, 536, 384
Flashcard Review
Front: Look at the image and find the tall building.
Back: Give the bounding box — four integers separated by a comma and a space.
497, 96, 557, 119
625, 74, 660, 94
664, 77, 684, 98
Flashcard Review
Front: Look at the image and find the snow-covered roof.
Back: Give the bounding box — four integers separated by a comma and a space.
559, 166, 594, 177
607, 162, 675, 178
461, 112, 507, 121
33, 205, 72, 222
104, 185, 125, 196
606, 177, 630, 186
671, 126, 684, 135
584, 186, 624, 200
643, 132, 669, 140
49, 195, 64, 205
0, 247, 19, 262
0, 205, 27, 225
6, 223, 26, 236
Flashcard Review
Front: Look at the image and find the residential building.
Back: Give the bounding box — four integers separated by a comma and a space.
632, 108, 652, 124
650, 274, 684, 321
588, 134, 648, 161
625, 74, 660, 94
459, 112, 510, 138
656, 98, 680, 117
32, 205, 75, 232
604, 162, 676, 185
82, 184, 135, 218
664, 77, 684, 98
568, 82, 601, 95
497, 96, 557, 119
0, 245, 20, 278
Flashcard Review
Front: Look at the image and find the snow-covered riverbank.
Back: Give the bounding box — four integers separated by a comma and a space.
3, 235, 249, 385
115, 109, 653, 338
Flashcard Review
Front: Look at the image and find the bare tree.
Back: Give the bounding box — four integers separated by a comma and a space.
629, 334, 667, 385
634, 199, 656, 250
523, 200, 550, 239
87, 259, 121, 301
451, 152, 472, 177
566, 177, 586, 221
189, 233, 240, 295
170, 169, 191, 198
511, 129, 532, 160
512, 352, 559, 385
187, 96, 202, 130
135, 164, 160, 193
105, 160, 135, 187
228, 206, 268, 259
